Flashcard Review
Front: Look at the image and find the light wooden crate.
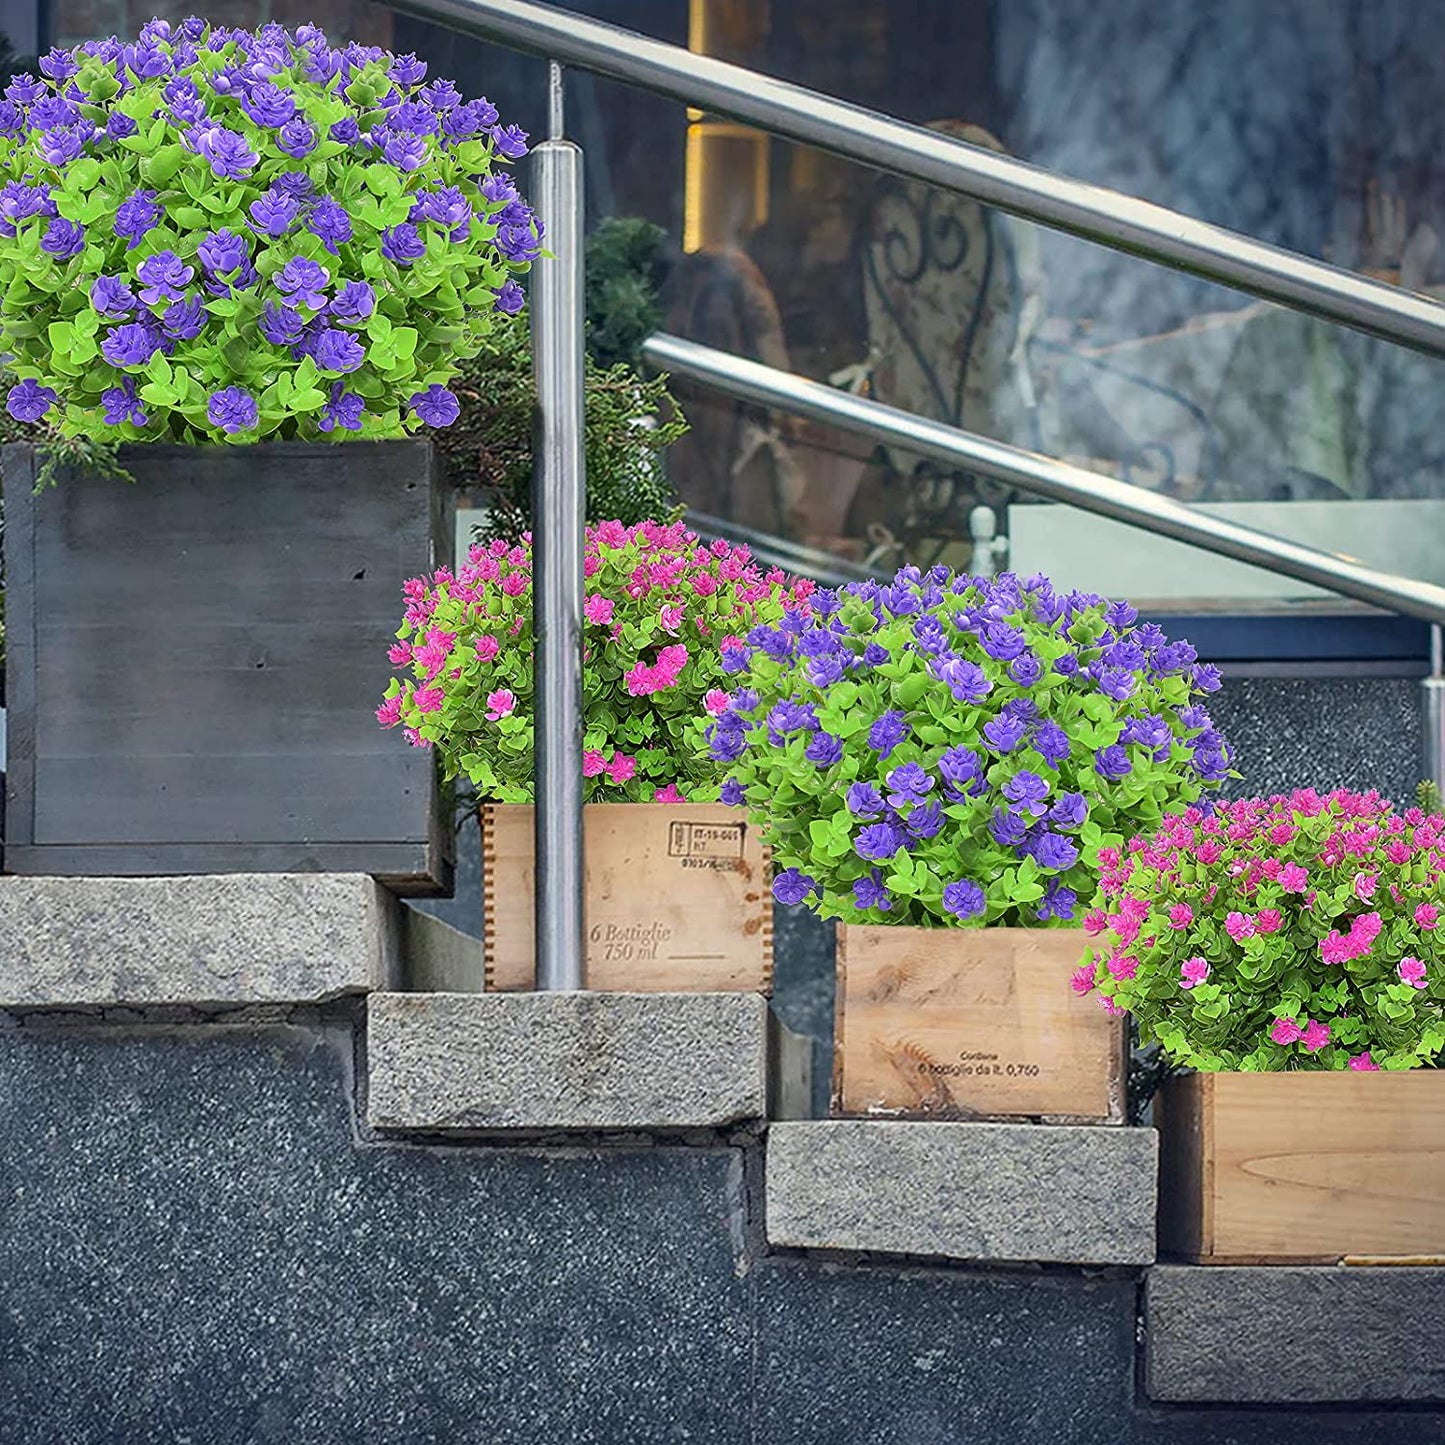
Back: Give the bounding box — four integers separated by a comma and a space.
482, 803, 772, 993
832, 924, 1124, 1122
1157, 1071, 1445, 1264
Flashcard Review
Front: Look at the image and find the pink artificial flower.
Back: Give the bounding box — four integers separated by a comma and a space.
414, 686, 445, 714
388, 642, 412, 666
475, 636, 500, 663
623, 663, 658, 696
1348, 1051, 1380, 1072
1107, 953, 1139, 982
1070, 963, 1096, 996
1385, 839, 1412, 865
1167, 904, 1194, 930
592, 520, 628, 549
1301, 1018, 1331, 1052
1416, 903, 1440, 930
1353, 871, 1378, 901
584, 594, 614, 625
607, 753, 636, 785
704, 689, 730, 715
1270, 1015, 1304, 1046
582, 750, 607, 778
658, 603, 684, 633
501, 571, 529, 597
1278, 862, 1309, 892
654, 784, 683, 803
1179, 956, 1210, 990
656, 643, 688, 679
1352, 911, 1382, 948
1399, 956, 1428, 989
376, 695, 402, 727
691, 572, 719, 597
1225, 911, 1255, 942
485, 688, 515, 721
1320, 930, 1354, 965
1099, 996, 1126, 1017
1254, 908, 1283, 935
1083, 908, 1108, 936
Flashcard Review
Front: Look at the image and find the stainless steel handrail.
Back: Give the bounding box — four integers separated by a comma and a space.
644, 333, 1445, 628
392, 0, 1445, 358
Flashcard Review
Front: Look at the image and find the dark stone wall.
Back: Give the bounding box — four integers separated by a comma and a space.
1, 1020, 1442, 1444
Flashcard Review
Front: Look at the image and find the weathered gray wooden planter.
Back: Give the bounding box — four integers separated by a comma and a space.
1, 441, 450, 892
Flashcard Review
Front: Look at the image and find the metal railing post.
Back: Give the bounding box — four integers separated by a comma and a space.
1422, 626, 1445, 802
530, 61, 586, 991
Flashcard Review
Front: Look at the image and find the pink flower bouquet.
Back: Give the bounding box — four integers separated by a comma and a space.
378, 519, 808, 801
1079, 788, 1445, 1070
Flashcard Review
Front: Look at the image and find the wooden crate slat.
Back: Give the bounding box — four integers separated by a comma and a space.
483, 803, 772, 994
832, 924, 1123, 1122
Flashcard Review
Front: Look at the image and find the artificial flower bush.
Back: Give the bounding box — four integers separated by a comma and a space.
1080, 788, 1445, 1071
0, 18, 536, 444
711, 567, 1233, 925
379, 520, 810, 802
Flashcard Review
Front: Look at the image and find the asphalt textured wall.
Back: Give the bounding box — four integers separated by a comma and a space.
1, 1021, 1442, 1445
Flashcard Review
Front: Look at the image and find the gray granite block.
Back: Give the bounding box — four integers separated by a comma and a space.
1146, 1265, 1445, 1403
367, 990, 769, 1131
0, 874, 399, 1008
767, 1119, 1156, 1265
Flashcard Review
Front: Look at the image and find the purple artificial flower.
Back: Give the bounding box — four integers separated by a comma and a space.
860, 642, 890, 668
1122, 712, 1172, 757
421, 79, 460, 111
982, 622, 1026, 662
390, 101, 437, 135
418, 184, 471, 230
198, 228, 247, 276
491, 122, 528, 159
40, 47, 78, 80
112, 190, 162, 249
720, 778, 745, 807
989, 808, 1029, 848
163, 76, 206, 126
329, 280, 375, 326
1043, 798, 1086, 836
1192, 663, 1224, 694
1037, 879, 1078, 923
408, 385, 460, 428
124, 43, 170, 81
195, 125, 259, 180
380, 131, 426, 170
847, 782, 884, 819
319, 383, 364, 433
1002, 770, 1049, 817
886, 761, 934, 809
136, 251, 193, 305
0, 181, 46, 234
853, 870, 892, 913
1105, 600, 1138, 629
804, 731, 843, 767
768, 699, 817, 736
272, 172, 314, 201
1093, 667, 1137, 703
248, 188, 300, 237
493, 279, 525, 314
390, 52, 427, 85
35, 125, 86, 166
867, 710, 908, 760
481, 172, 518, 207
240, 81, 296, 127
496, 215, 543, 264
105, 112, 138, 140
719, 646, 751, 676
277, 116, 316, 159
91, 275, 135, 317
161, 295, 205, 341
40, 216, 83, 258
308, 199, 352, 253
880, 581, 921, 617
938, 745, 982, 794
207, 386, 258, 435
748, 625, 793, 662
30, 94, 81, 129
707, 719, 747, 764
4, 73, 44, 105
797, 627, 838, 658
275, 257, 329, 311
942, 878, 986, 920
1028, 830, 1080, 871
912, 616, 948, 655
1053, 653, 1081, 677
311, 327, 365, 373
906, 800, 944, 841
380, 222, 426, 264
100, 321, 161, 367
259, 301, 306, 347
932, 654, 991, 704
6, 379, 56, 421
329, 117, 361, 146
855, 822, 905, 863
1033, 721, 1070, 769
100, 378, 146, 427
0, 101, 25, 137
772, 869, 816, 907
1095, 744, 1132, 781
807, 655, 845, 688
1103, 638, 1146, 672
982, 712, 1029, 753
1009, 651, 1043, 687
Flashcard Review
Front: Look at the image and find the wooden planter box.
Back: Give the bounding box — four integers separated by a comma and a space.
1, 442, 450, 892
482, 802, 772, 991
833, 925, 1125, 1122
1157, 1071, 1445, 1263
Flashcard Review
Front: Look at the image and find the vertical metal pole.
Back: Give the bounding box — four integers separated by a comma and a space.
1422, 624, 1445, 802
531, 62, 586, 991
